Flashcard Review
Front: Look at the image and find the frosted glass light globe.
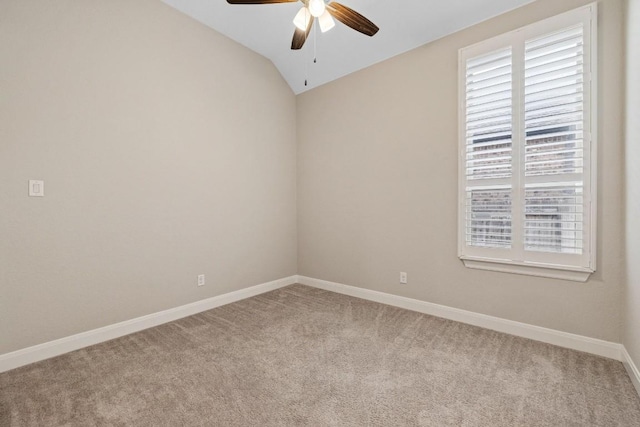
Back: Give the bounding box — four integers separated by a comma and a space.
318, 10, 335, 32
293, 7, 311, 30
308, 0, 325, 18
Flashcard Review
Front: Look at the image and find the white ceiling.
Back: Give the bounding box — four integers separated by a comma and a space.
162, 0, 536, 94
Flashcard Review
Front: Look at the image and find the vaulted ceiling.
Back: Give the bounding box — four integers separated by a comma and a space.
162, 0, 536, 94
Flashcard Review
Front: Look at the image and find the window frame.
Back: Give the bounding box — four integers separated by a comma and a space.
457, 4, 598, 282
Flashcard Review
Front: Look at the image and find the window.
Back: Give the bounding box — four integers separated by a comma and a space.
458, 4, 597, 282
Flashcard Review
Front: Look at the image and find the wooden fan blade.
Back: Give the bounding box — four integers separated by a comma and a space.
291, 17, 313, 50
227, 0, 297, 4
327, 2, 378, 36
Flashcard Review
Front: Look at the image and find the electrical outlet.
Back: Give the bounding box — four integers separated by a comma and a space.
400, 272, 407, 284
197, 274, 205, 287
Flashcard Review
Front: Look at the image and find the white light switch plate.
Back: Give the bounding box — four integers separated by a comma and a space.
29, 180, 44, 197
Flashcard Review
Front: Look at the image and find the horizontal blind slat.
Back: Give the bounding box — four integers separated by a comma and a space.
525, 25, 583, 50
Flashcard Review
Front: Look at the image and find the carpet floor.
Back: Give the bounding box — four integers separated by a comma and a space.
1, 284, 639, 426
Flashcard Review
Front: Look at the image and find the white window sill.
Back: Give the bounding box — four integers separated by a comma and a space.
460, 258, 594, 282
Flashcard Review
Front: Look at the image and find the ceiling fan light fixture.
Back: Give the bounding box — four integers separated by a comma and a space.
318, 10, 335, 32
227, 0, 379, 51
308, 0, 325, 18
293, 7, 311, 31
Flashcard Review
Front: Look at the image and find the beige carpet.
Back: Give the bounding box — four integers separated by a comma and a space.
1, 284, 639, 426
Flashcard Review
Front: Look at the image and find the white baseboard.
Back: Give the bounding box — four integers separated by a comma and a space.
622, 347, 640, 397
0, 276, 297, 374
297, 275, 624, 361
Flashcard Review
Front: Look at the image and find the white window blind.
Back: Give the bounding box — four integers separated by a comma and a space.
458, 4, 596, 281
465, 47, 513, 250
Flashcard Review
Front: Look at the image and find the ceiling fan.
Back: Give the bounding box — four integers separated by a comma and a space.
226, 0, 379, 50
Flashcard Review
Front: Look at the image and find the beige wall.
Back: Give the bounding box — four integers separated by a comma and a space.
298, 0, 625, 342
0, 0, 297, 354
624, 0, 640, 368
